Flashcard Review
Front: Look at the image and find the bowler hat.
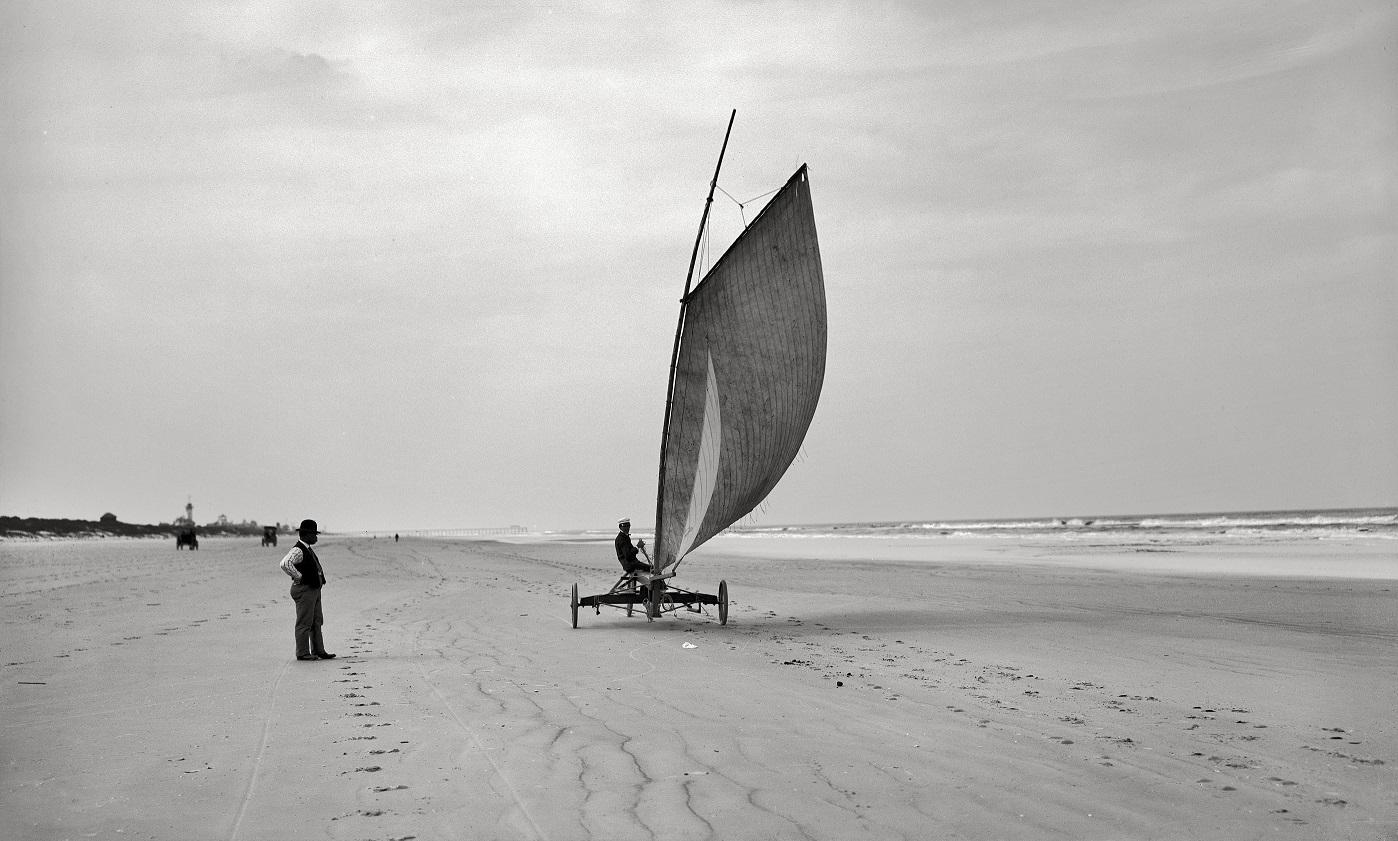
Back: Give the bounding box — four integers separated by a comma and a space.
298, 519, 319, 534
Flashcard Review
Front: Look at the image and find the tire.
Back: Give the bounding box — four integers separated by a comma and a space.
718, 579, 729, 625
570, 583, 579, 629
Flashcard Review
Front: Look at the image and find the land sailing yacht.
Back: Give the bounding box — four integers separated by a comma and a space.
572, 111, 827, 626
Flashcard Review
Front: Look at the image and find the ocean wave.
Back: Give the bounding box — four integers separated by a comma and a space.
1136, 512, 1397, 529
721, 508, 1397, 541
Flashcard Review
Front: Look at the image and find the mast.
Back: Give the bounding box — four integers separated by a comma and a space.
653, 109, 736, 570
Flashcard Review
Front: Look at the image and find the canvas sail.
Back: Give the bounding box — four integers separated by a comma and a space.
653, 165, 826, 571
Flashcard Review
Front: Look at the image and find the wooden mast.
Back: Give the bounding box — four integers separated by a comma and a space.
653, 109, 736, 572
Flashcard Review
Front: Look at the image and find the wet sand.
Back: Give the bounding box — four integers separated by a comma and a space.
1, 534, 1394, 840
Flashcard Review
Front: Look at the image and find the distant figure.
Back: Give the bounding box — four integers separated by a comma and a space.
394, 533, 399, 543
261, 526, 277, 547
176, 527, 198, 550
279, 519, 335, 662
614, 518, 651, 574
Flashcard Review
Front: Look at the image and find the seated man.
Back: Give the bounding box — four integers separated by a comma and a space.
614, 518, 651, 574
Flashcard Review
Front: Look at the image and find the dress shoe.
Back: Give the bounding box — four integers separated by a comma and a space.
296, 654, 320, 661
313, 652, 336, 659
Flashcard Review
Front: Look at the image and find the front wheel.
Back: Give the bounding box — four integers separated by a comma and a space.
718, 579, 728, 625
570, 583, 579, 629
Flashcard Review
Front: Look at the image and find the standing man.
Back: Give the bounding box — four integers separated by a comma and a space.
614, 518, 651, 574
279, 519, 335, 661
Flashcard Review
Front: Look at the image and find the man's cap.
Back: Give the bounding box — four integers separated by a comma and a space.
298, 519, 319, 534
618, 518, 630, 528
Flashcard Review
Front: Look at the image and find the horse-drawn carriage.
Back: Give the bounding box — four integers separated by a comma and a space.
175, 527, 198, 550
261, 526, 278, 547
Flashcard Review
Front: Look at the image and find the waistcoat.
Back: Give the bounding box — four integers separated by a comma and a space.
294, 542, 324, 589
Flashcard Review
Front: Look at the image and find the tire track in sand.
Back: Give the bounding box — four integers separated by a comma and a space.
413, 655, 549, 841
228, 658, 292, 841
401, 547, 549, 840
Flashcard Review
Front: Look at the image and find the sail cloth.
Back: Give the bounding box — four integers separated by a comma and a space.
654, 165, 826, 570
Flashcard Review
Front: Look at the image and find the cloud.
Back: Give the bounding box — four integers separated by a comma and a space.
4, 1, 1395, 527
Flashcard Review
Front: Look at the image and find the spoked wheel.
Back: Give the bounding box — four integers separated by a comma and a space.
718, 579, 729, 625
570, 583, 579, 629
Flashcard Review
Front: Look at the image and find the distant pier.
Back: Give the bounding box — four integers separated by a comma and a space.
353, 526, 529, 538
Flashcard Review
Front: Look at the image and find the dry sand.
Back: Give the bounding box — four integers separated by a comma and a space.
1, 533, 1393, 840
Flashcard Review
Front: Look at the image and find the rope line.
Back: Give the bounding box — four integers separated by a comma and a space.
716, 184, 782, 228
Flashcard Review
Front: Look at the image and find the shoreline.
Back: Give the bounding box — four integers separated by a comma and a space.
497, 530, 1398, 580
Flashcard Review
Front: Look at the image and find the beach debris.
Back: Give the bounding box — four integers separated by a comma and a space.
682, 642, 697, 649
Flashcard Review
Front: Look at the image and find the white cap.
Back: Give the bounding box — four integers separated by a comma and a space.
618, 518, 630, 527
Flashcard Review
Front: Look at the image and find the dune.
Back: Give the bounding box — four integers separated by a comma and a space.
1, 533, 1393, 840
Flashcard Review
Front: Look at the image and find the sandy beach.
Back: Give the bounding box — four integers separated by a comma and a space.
1, 533, 1393, 840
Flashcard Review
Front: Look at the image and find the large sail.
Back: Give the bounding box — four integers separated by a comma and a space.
653, 165, 826, 570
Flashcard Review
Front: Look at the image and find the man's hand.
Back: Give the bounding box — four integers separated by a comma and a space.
637, 539, 645, 548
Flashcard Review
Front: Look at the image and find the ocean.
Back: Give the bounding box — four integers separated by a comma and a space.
528, 508, 1398, 578
720, 507, 1398, 543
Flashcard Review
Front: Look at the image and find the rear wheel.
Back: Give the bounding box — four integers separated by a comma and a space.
718, 580, 729, 625
570, 583, 579, 629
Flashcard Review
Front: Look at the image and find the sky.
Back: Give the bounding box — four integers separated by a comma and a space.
2, 1, 1394, 533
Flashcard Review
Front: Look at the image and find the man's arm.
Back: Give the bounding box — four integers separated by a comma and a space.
279, 546, 303, 581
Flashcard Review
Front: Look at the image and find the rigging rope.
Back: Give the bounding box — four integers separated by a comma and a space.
697, 181, 785, 278
716, 184, 782, 228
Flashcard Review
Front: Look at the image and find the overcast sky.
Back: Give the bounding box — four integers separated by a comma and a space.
3, 1, 1394, 532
